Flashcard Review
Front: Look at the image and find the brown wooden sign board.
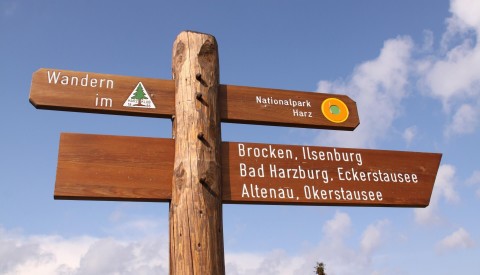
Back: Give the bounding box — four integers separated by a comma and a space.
29, 69, 175, 118
55, 133, 174, 201
222, 142, 441, 207
30, 68, 359, 130
56, 133, 441, 207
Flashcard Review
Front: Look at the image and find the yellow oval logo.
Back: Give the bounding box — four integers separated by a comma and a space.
321, 98, 349, 123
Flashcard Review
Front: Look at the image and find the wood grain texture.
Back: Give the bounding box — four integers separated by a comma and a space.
170, 31, 225, 275
30, 69, 359, 130
30, 68, 175, 117
221, 142, 442, 207
219, 84, 359, 130
55, 134, 441, 207
55, 133, 173, 201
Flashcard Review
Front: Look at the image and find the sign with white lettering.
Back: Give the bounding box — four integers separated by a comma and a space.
219, 84, 359, 130
55, 133, 441, 207
29, 68, 175, 118
222, 142, 441, 207
30, 68, 360, 130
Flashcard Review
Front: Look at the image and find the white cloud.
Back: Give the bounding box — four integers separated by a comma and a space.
433, 165, 460, 204
227, 211, 360, 275
75, 237, 168, 275
360, 220, 390, 256
294, 212, 391, 275
402, 126, 418, 146
0, 228, 46, 274
414, 164, 459, 225
466, 170, 480, 185
227, 212, 392, 275
225, 250, 304, 275
225, 252, 264, 275
0, 228, 94, 275
316, 36, 413, 148
421, 30, 435, 52
323, 211, 352, 240
436, 227, 475, 254
444, 103, 479, 137
449, 0, 480, 31
0, 223, 169, 275
288, 212, 391, 275
466, 170, 480, 198
313, 0, 480, 144
0, 211, 394, 275
422, 43, 480, 107
418, 0, 480, 135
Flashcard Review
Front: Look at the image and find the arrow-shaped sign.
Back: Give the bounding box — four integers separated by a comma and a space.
55, 133, 441, 207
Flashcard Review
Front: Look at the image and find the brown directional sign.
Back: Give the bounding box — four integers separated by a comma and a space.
55, 133, 441, 207
29, 68, 175, 118
219, 84, 359, 130
55, 133, 173, 201
30, 68, 359, 130
222, 142, 441, 207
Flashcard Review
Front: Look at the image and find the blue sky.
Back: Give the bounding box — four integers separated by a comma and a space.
1, 0, 480, 274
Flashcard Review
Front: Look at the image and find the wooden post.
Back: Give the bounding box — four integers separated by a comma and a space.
170, 31, 225, 274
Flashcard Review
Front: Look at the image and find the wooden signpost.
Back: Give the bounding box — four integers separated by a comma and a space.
30, 31, 442, 275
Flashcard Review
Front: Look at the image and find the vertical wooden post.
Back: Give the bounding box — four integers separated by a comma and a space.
170, 31, 225, 274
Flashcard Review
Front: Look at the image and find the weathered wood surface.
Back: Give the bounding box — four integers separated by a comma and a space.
30, 68, 359, 130
55, 133, 441, 207
55, 133, 173, 201
222, 142, 442, 207
219, 84, 359, 130
30, 68, 175, 117
170, 31, 225, 275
